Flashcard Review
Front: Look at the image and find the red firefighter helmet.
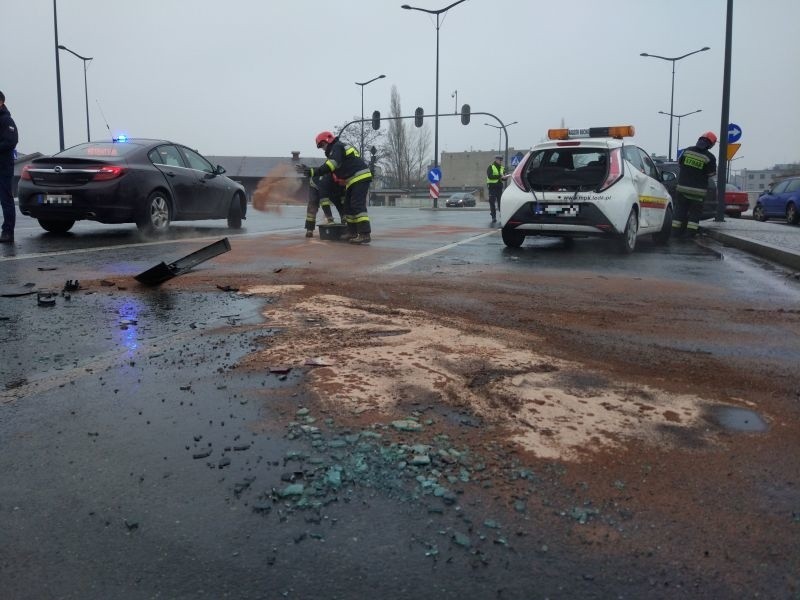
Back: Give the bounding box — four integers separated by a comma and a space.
700, 131, 717, 145
315, 131, 335, 148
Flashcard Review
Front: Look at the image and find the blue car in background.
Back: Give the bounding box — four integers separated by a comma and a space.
753, 176, 800, 224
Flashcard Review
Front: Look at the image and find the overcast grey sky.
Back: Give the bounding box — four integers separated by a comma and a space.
2, 0, 797, 172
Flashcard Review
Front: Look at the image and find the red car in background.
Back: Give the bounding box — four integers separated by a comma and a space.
721, 180, 749, 218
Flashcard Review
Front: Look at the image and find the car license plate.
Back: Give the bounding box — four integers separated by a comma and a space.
541, 204, 578, 217
42, 194, 72, 205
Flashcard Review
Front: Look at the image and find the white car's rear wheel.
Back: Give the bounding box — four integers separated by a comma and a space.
619, 208, 638, 253
501, 226, 525, 248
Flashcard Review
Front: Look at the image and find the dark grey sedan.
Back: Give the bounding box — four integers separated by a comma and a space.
18, 139, 247, 234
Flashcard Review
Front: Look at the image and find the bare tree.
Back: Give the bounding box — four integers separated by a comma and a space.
334, 120, 383, 161
380, 85, 431, 188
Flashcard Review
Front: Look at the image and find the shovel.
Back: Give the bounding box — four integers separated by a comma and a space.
134, 238, 231, 286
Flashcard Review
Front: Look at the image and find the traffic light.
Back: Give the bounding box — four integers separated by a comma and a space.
414, 107, 424, 128
460, 104, 471, 125
371, 111, 381, 130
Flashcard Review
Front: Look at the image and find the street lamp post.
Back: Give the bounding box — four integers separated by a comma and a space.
53, 0, 65, 151
484, 121, 517, 158
402, 0, 469, 208
355, 74, 385, 157
58, 44, 93, 143
658, 109, 701, 158
641, 47, 710, 160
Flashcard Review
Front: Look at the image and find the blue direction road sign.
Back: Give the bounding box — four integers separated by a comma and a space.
427, 167, 442, 184
728, 123, 742, 144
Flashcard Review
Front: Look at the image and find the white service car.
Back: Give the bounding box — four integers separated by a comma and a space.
499, 126, 673, 253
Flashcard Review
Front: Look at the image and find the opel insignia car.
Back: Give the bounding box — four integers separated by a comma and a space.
18, 139, 247, 234
500, 126, 672, 252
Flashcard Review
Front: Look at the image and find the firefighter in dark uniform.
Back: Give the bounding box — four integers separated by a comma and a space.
486, 154, 508, 224
298, 131, 373, 244
673, 131, 717, 238
304, 172, 345, 238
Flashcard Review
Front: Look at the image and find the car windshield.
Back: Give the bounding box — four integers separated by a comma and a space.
57, 143, 140, 159
525, 147, 608, 192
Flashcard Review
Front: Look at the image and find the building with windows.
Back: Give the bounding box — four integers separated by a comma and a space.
739, 163, 800, 192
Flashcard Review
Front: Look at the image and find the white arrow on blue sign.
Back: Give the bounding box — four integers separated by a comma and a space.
427, 167, 442, 184
727, 123, 742, 144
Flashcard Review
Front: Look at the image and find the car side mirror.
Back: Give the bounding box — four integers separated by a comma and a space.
214, 165, 226, 175
660, 171, 676, 182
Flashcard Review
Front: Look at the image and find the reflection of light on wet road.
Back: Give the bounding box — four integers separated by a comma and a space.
115, 299, 141, 354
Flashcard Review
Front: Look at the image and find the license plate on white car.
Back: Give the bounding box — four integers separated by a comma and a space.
536, 204, 579, 217
42, 194, 72, 205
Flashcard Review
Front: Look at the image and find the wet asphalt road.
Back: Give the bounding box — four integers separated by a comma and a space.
2, 206, 800, 599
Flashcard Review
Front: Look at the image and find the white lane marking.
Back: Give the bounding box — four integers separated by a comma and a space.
374, 230, 498, 272
0, 228, 300, 262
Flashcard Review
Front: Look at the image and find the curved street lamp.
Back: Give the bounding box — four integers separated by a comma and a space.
401, 0, 469, 208
58, 44, 93, 142
355, 74, 385, 157
484, 121, 518, 158
641, 47, 710, 160
658, 109, 701, 158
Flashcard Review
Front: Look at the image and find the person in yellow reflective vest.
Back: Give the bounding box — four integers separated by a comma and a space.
673, 131, 717, 238
298, 131, 373, 244
486, 154, 509, 224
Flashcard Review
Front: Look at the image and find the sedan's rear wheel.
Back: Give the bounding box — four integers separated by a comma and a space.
786, 202, 799, 225
501, 226, 525, 248
753, 203, 767, 222
619, 208, 638, 253
38, 219, 75, 233
227, 194, 243, 229
137, 191, 171, 234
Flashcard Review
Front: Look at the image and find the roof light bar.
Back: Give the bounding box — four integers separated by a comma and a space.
547, 125, 635, 140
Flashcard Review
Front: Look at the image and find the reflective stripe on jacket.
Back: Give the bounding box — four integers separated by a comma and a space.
677, 147, 716, 200
311, 138, 372, 187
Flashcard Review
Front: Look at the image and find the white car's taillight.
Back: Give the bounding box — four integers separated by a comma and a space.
511, 151, 531, 192
597, 147, 623, 191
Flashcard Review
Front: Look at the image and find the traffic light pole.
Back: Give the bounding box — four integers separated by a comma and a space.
341, 109, 511, 165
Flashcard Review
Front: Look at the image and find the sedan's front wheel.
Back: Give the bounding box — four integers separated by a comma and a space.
137, 191, 171, 234
227, 194, 243, 229
786, 202, 799, 225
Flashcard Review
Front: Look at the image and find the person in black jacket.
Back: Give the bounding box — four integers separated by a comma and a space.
304, 172, 345, 238
0, 91, 19, 243
298, 131, 373, 244
672, 131, 717, 238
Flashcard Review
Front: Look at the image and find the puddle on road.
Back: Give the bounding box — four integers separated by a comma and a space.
710, 405, 769, 432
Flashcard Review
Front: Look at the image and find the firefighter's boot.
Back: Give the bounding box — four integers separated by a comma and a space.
305, 230, 314, 238
349, 233, 371, 245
